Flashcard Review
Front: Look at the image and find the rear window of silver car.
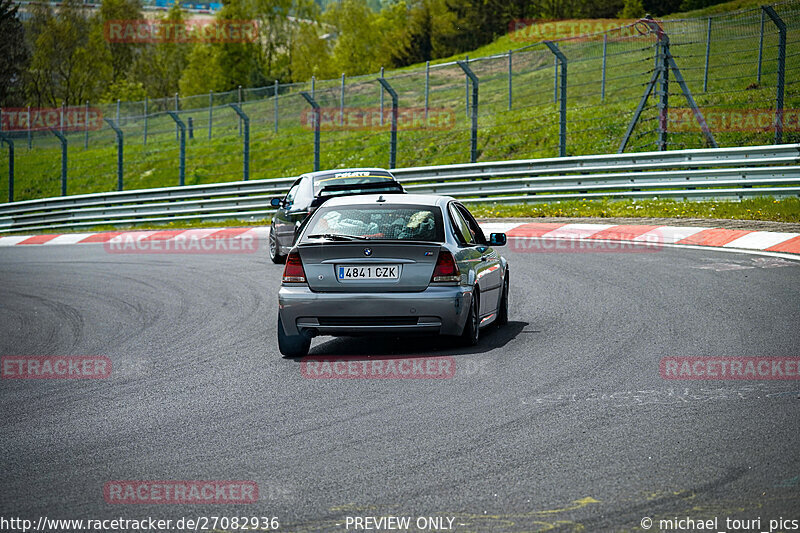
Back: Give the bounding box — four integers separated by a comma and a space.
301, 205, 444, 242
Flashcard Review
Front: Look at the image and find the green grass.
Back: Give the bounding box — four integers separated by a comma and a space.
469, 197, 800, 222
1, 0, 797, 224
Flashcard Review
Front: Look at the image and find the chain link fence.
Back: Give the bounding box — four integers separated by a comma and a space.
1, 1, 798, 203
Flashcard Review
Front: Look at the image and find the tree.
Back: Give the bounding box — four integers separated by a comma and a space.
179, 44, 226, 95
98, 0, 143, 82
324, 0, 384, 75
619, 0, 645, 18
130, 3, 190, 98
26, 0, 112, 106
290, 21, 336, 81
0, 0, 29, 106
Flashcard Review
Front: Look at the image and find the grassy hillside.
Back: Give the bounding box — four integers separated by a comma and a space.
1, 0, 798, 204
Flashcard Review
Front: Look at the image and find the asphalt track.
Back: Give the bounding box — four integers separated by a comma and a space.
1, 240, 799, 532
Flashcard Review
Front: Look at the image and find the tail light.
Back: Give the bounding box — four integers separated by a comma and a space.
431, 250, 460, 283
282, 251, 307, 283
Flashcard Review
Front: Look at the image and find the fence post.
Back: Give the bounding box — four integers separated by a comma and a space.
174, 92, 179, 140
143, 96, 148, 146
340, 73, 345, 126
238, 85, 242, 137
379, 67, 384, 126
274, 80, 279, 133
299, 91, 320, 172
50, 128, 67, 196
166, 111, 186, 186
657, 39, 670, 151
544, 41, 567, 157
377, 78, 398, 169
0, 133, 13, 202
553, 56, 558, 103
703, 17, 711, 93
424, 60, 430, 121
762, 6, 786, 144
104, 118, 124, 191
757, 10, 765, 84
116, 98, 121, 125
457, 60, 478, 163
601, 34, 607, 101
27, 105, 32, 150
508, 49, 512, 111
188, 117, 193, 139
464, 56, 469, 118
229, 104, 250, 181
60, 103, 64, 134
208, 91, 213, 140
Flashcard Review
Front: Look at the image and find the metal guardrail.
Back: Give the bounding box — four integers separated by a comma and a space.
0, 144, 798, 234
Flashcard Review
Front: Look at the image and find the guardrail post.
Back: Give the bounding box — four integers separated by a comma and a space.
229, 104, 250, 181
544, 41, 567, 157
762, 5, 786, 144
377, 78, 398, 169
50, 128, 67, 196
166, 111, 186, 186
0, 133, 13, 202
457, 60, 478, 163
703, 17, 711, 93
300, 91, 320, 172
104, 118, 124, 191
508, 50, 512, 111
757, 10, 765, 84
601, 35, 607, 101
208, 91, 213, 140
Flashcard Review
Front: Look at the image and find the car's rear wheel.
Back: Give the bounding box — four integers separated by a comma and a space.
460, 288, 480, 346
269, 229, 285, 264
278, 315, 310, 358
497, 273, 509, 326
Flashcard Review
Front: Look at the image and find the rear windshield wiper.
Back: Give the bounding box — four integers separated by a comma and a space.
306, 233, 367, 241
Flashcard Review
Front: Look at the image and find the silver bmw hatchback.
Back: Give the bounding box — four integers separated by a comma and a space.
277, 194, 509, 357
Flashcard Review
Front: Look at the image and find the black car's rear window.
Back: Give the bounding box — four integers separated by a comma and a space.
312, 172, 397, 197
302, 204, 444, 242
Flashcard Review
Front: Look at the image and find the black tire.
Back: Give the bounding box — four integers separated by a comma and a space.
278, 315, 310, 358
269, 229, 285, 264
497, 273, 509, 326
460, 288, 480, 346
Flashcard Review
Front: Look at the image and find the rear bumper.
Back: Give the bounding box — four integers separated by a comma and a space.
278, 285, 472, 336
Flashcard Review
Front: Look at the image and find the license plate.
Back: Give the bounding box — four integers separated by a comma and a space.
337, 264, 399, 280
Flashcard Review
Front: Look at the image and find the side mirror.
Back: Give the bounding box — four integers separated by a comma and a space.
270, 197, 282, 208
489, 233, 507, 247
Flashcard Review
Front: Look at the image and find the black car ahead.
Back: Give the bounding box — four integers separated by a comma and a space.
268, 168, 405, 263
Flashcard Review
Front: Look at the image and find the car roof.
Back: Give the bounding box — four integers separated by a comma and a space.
318, 193, 453, 208
302, 168, 396, 180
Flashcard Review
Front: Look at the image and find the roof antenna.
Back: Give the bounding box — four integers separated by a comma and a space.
377, 195, 386, 202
